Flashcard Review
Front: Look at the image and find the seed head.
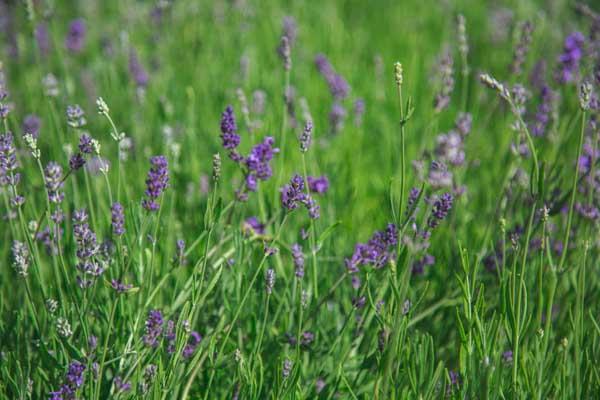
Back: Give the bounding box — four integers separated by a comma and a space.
96, 97, 109, 115
56, 317, 72, 338
579, 81, 593, 111
394, 62, 403, 87
212, 153, 221, 182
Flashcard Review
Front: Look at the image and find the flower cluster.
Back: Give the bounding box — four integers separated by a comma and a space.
220, 105, 240, 155
142, 156, 169, 211
556, 32, 585, 83
65, 19, 86, 53
0, 132, 20, 190
11, 240, 30, 277
49, 360, 86, 399
129, 48, 149, 88
44, 162, 65, 204
291, 243, 305, 278
345, 223, 398, 273
433, 51, 455, 112
280, 174, 320, 218
307, 175, 329, 194
111, 202, 125, 236
142, 309, 201, 358
73, 209, 103, 288
315, 53, 350, 133
244, 136, 279, 192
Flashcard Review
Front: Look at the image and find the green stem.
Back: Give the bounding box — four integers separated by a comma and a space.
558, 110, 586, 271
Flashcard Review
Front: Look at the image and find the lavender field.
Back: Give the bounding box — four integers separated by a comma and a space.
1, 0, 600, 398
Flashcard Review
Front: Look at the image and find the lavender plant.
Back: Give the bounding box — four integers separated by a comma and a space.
0, 1, 599, 399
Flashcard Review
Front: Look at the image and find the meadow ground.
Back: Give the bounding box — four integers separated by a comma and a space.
1, 0, 600, 398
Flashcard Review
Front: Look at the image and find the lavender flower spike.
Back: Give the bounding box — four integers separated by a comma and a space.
111, 202, 125, 236
65, 19, 86, 53
44, 162, 64, 204
142, 156, 169, 211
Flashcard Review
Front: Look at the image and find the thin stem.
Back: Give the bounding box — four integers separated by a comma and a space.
558, 110, 586, 271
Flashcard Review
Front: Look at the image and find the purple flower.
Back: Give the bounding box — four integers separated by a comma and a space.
182, 331, 202, 359
144, 309, 164, 348
114, 376, 132, 393
111, 279, 132, 293
529, 84, 555, 137
65, 361, 86, 388
129, 49, 149, 88
48, 360, 86, 397
455, 113, 472, 136
412, 254, 435, 275
73, 209, 103, 284
243, 216, 265, 235
35, 23, 51, 57
220, 105, 239, 150
315, 53, 350, 100
510, 21, 534, 76
66, 104, 86, 128
329, 103, 347, 134
307, 175, 329, 194
88, 335, 98, 351
111, 202, 125, 236
44, 162, 64, 203
291, 243, 304, 278
428, 160, 453, 188
22, 114, 41, 138
244, 136, 279, 191
0, 132, 19, 187
303, 195, 320, 219
427, 193, 453, 230
435, 131, 465, 166
502, 350, 513, 363
65, 19, 86, 53
281, 16, 297, 46
345, 223, 398, 272
433, 51, 454, 112
69, 153, 86, 171
142, 156, 169, 211
281, 174, 306, 210
78, 134, 94, 154
556, 32, 585, 84
352, 296, 367, 309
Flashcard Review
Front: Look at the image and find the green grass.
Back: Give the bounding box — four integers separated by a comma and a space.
1, 0, 600, 398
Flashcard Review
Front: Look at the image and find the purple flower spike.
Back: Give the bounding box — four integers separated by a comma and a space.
65, 19, 86, 53
556, 32, 585, 84
143, 309, 164, 348
244, 136, 279, 191
129, 49, 149, 88
78, 134, 94, 154
111, 202, 125, 236
183, 331, 202, 359
281, 174, 306, 211
142, 156, 169, 212
307, 175, 329, 194
243, 216, 265, 235
44, 162, 64, 203
220, 105, 239, 150
292, 243, 305, 278
427, 193, 453, 230
35, 23, 51, 57
22, 114, 41, 138
0, 133, 19, 188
